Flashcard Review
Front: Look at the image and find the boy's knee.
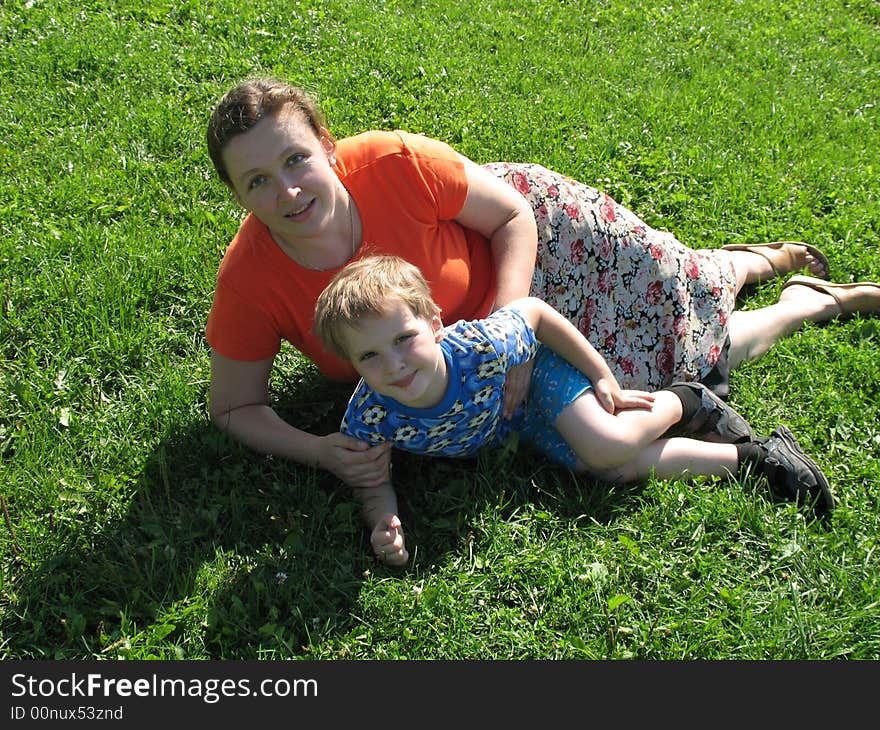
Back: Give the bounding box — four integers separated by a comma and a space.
577, 461, 639, 484
574, 436, 639, 473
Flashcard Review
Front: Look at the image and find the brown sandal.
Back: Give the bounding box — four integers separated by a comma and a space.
782, 274, 880, 318
722, 241, 830, 280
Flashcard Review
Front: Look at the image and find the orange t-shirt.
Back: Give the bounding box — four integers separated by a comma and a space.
205, 130, 496, 382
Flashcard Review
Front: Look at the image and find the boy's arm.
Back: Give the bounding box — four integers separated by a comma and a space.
341, 403, 408, 564
510, 297, 655, 413
353, 478, 409, 566
513, 297, 616, 382
354, 480, 409, 566
352, 476, 398, 533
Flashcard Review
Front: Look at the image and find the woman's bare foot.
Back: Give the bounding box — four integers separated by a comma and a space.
724, 241, 830, 285
780, 275, 880, 319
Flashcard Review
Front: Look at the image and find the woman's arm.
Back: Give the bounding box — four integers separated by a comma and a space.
454, 156, 539, 417
209, 349, 391, 485
454, 156, 538, 309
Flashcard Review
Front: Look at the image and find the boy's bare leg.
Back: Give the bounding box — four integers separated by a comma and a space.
555, 390, 683, 472
598, 438, 739, 483
555, 391, 740, 481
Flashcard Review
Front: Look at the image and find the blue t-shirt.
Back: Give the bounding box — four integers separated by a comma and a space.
340, 307, 539, 457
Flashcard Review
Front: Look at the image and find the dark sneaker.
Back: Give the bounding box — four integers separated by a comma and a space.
754, 426, 834, 521
668, 382, 754, 443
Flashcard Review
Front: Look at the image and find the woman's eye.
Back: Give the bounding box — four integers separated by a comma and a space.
286, 153, 306, 167
247, 175, 267, 190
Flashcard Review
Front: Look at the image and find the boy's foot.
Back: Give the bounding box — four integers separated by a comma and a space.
666, 382, 754, 443
753, 426, 834, 521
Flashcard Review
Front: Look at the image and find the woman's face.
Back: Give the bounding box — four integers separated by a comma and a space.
221, 105, 341, 242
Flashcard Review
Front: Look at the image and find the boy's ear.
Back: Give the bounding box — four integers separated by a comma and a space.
432, 313, 444, 342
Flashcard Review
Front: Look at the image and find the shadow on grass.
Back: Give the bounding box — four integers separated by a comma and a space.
2, 378, 360, 659
2, 377, 645, 660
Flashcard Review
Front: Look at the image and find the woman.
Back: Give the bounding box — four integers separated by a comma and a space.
204, 77, 880, 487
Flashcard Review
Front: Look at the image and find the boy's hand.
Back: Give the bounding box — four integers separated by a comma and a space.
611, 388, 656, 412
371, 514, 409, 566
593, 377, 655, 414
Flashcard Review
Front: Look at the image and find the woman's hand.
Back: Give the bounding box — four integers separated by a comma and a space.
502, 360, 534, 420
371, 514, 409, 566
318, 434, 392, 486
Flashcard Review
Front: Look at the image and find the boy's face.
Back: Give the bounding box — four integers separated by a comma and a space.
341, 300, 447, 408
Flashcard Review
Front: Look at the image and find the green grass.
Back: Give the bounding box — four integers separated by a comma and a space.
1, 0, 878, 659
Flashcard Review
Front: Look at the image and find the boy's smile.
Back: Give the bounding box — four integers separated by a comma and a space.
342, 300, 448, 408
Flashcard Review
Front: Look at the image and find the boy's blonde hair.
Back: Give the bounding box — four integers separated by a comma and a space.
314, 255, 441, 359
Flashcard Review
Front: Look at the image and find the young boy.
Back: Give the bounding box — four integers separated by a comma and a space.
313, 255, 833, 566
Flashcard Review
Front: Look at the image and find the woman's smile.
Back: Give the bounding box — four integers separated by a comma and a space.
285, 198, 315, 219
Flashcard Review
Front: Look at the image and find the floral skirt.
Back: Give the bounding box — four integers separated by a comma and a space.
484, 162, 737, 392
